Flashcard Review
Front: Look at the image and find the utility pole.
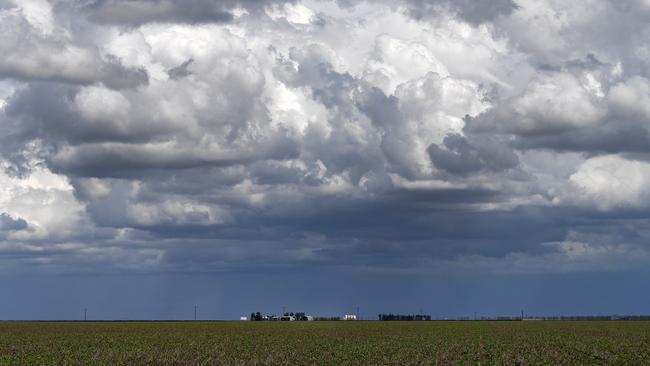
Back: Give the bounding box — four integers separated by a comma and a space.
194, 305, 197, 321
474, 312, 477, 321
356, 306, 360, 321
84, 308, 87, 321
521, 310, 524, 320
282, 306, 286, 316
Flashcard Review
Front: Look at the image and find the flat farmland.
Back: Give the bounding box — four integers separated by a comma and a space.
1, 321, 649, 365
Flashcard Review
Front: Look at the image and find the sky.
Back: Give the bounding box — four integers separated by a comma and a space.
1, 0, 650, 320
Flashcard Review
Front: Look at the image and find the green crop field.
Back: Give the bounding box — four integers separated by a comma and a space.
1, 321, 649, 365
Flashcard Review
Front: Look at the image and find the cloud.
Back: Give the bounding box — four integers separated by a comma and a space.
608, 76, 650, 119
2, 0, 650, 277
467, 73, 607, 136
81, 0, 234, 25
79, 0, 299, 26
0, 163, 86, 242
401, 0, 518, 24
48, 133, 299, 178
0, 213, 27, 232
0, 3, 148, 88
167, 58, 194, 80
569, 155, 650, 210
428, 133, 519, 176
351, 0, 517, 24
82, 0, 519, 27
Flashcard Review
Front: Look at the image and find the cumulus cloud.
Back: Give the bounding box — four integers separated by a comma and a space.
569, 155, 650, 210
2, 0, 650, 276
467, 73, 607, 136
0, 2, 148, 88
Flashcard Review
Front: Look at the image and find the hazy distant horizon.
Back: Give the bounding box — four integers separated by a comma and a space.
3, 271, 649, 320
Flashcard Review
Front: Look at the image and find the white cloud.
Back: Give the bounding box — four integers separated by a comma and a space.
570, 155, 650, 210
0, 7, 147, 88
365, 35, 449, 95
608, 76, 650, 119
265, 2, 315, 24
515, 74, 606, 131
0, 161, 86, 240
11, 0, 55, 34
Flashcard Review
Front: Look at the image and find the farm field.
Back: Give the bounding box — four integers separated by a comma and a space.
1, 321, 649, 365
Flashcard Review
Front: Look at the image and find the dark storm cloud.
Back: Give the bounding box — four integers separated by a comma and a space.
0, 53, 148, 90
48, 133, 300, 178
0, 213, 27, 232
510, 123, 650, 154
111, 189, 598, 269
401, 0, 518, 24
82, 0, 234, 25
2, 83, 157, 147
145, 198, 650, 273
80, 0, 294, 25
86, 181, 559, 266
338, 0, 517, 24
428, 133, 519, 176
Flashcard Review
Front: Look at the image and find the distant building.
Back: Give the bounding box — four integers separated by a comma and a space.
240, 316, 248, 321
343, 314, 357, 320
